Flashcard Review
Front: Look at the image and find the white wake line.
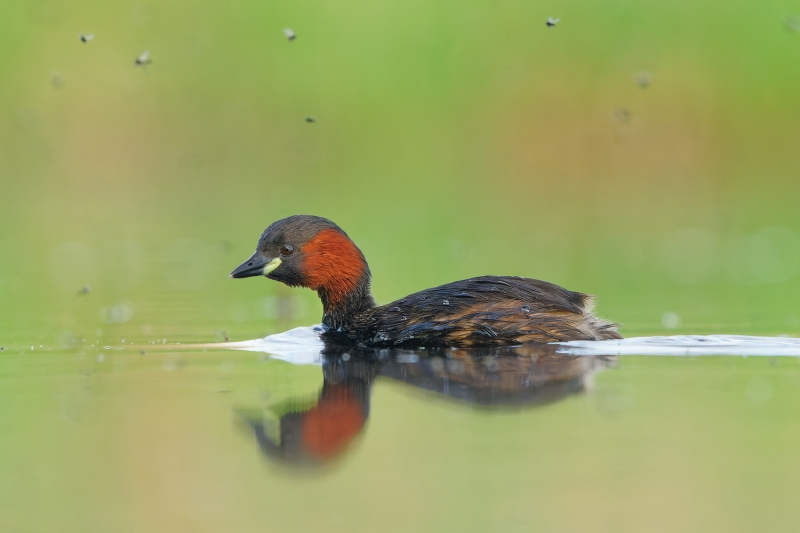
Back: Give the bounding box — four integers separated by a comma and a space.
556, 335, 800, 356
222, 327, 800, 362
223, 325, 327, 365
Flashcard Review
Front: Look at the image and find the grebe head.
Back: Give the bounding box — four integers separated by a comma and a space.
230, 215, 375, 325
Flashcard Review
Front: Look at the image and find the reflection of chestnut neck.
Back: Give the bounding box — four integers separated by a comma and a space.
244, 370, 373, 466
301, 380, 370, 459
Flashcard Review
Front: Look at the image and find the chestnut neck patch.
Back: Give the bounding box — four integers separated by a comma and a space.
301, 228, 368, 307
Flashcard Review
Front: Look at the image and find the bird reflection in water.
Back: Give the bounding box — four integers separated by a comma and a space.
238, 344, 615, 467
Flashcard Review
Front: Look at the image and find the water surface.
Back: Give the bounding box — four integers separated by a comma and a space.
3, 328, 800, 532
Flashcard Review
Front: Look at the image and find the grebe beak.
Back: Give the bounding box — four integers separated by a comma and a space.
230, 253, 281, 278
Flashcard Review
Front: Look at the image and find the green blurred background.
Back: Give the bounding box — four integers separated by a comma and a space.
3, 1, 800, 532
2, 0, 800, 342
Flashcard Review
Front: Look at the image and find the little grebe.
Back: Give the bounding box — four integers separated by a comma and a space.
230, 215, 620, 346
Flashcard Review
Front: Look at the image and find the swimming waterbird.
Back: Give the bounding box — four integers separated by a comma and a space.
231, 215, 620, 347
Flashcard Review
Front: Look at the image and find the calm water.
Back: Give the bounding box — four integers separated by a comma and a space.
3, 326, 800, 532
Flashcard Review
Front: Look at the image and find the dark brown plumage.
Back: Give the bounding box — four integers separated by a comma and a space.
231, 215, 620, 347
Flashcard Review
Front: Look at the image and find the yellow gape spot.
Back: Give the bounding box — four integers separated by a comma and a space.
263, 257, 282, 276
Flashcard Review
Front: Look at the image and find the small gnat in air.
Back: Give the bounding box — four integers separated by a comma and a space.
613, 107, 631, 123
135, 50, 151, 66
79, 34, 94, 43
636, 70, 652, 88
546, 17, 560, 28
284, 28, 296, 41
51, 72, 65, 89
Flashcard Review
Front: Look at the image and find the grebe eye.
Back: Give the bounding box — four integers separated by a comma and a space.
280, 244, 295, 256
